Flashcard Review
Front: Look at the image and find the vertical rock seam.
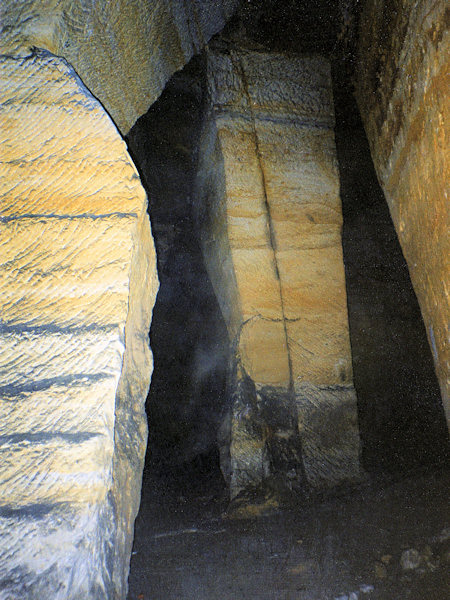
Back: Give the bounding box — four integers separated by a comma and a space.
230, 49, 295, 396
228, 48, 307, 494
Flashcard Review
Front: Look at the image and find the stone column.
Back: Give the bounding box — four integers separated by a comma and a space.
195, 48, 363, 497
0, 51, 158, 599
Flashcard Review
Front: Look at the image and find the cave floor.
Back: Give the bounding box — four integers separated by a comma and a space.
127, 464, 449, 600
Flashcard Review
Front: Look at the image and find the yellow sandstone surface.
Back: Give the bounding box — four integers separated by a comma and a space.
0, 0, 239, 134
196, 49, 362, 493
355, 0, 449, 422
0, 3, 241, 595
201, 50, 354, 389
0, 51, 158, 598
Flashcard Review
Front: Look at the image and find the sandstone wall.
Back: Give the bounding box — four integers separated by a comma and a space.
0, 51, 158, 599
0, 2, 241, 596
355, 0, 449, 421
195, 48, 363, 497
0, 0, 239, 134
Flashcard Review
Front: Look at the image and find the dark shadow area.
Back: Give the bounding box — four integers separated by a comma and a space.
221, 0, 341, 54
126, 55, 229, 491
128, 461, 450, 599
332, 61, 450, 475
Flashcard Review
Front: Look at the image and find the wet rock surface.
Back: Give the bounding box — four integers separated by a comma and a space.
128, 464, 450, 600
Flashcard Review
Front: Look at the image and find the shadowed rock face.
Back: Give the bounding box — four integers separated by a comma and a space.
355, 0, 450, 421
194, 47, 363, 498
221, 0, 343, 54
333, 70, 450, 475
126, 56, 230, 470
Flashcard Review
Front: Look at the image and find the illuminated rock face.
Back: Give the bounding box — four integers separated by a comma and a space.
195, 49, 363, 497
0, 52, 158, 599
355, 0, 449, 424
0, 0, 239, 134
0, 3, 239, 596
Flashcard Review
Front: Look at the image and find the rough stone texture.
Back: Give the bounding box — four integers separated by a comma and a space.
0, 0, 239, 134
195, 48, 363, 496
355, 0, 450, 423
0, 51, 158, 599
0, 3, 241, 596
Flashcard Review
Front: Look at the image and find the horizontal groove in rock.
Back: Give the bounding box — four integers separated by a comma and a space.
0, 322, 121, 335
0, 373, 113, 398
0, 329, 124, 388
0, 214, 136, 327
0, 54, 146, 218
0, 376, 117, 436
0, 498, 112, 599
0, 431, 113, 506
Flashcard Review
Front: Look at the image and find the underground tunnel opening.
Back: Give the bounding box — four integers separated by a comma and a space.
124, 4, 449, 599
125, 10, 449, 505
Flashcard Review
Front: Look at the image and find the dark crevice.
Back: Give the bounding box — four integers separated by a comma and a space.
332, 61, 450, 475
126, 55, 229, 491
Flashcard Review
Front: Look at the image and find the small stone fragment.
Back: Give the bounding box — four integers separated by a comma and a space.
288, 563, 307, 575
359, 584, 375, 594
436, 527, 450, 542
422, 546, 439, 571
400, 548, 421, 570
374, 561, 387, 579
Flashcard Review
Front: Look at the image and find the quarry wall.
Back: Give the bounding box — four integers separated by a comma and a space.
355, 0, 449, 421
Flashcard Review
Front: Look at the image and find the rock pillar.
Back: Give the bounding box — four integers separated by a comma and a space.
195, 48, 363, 497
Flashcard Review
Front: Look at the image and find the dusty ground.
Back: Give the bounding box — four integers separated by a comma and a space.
127, 462, 449, 600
